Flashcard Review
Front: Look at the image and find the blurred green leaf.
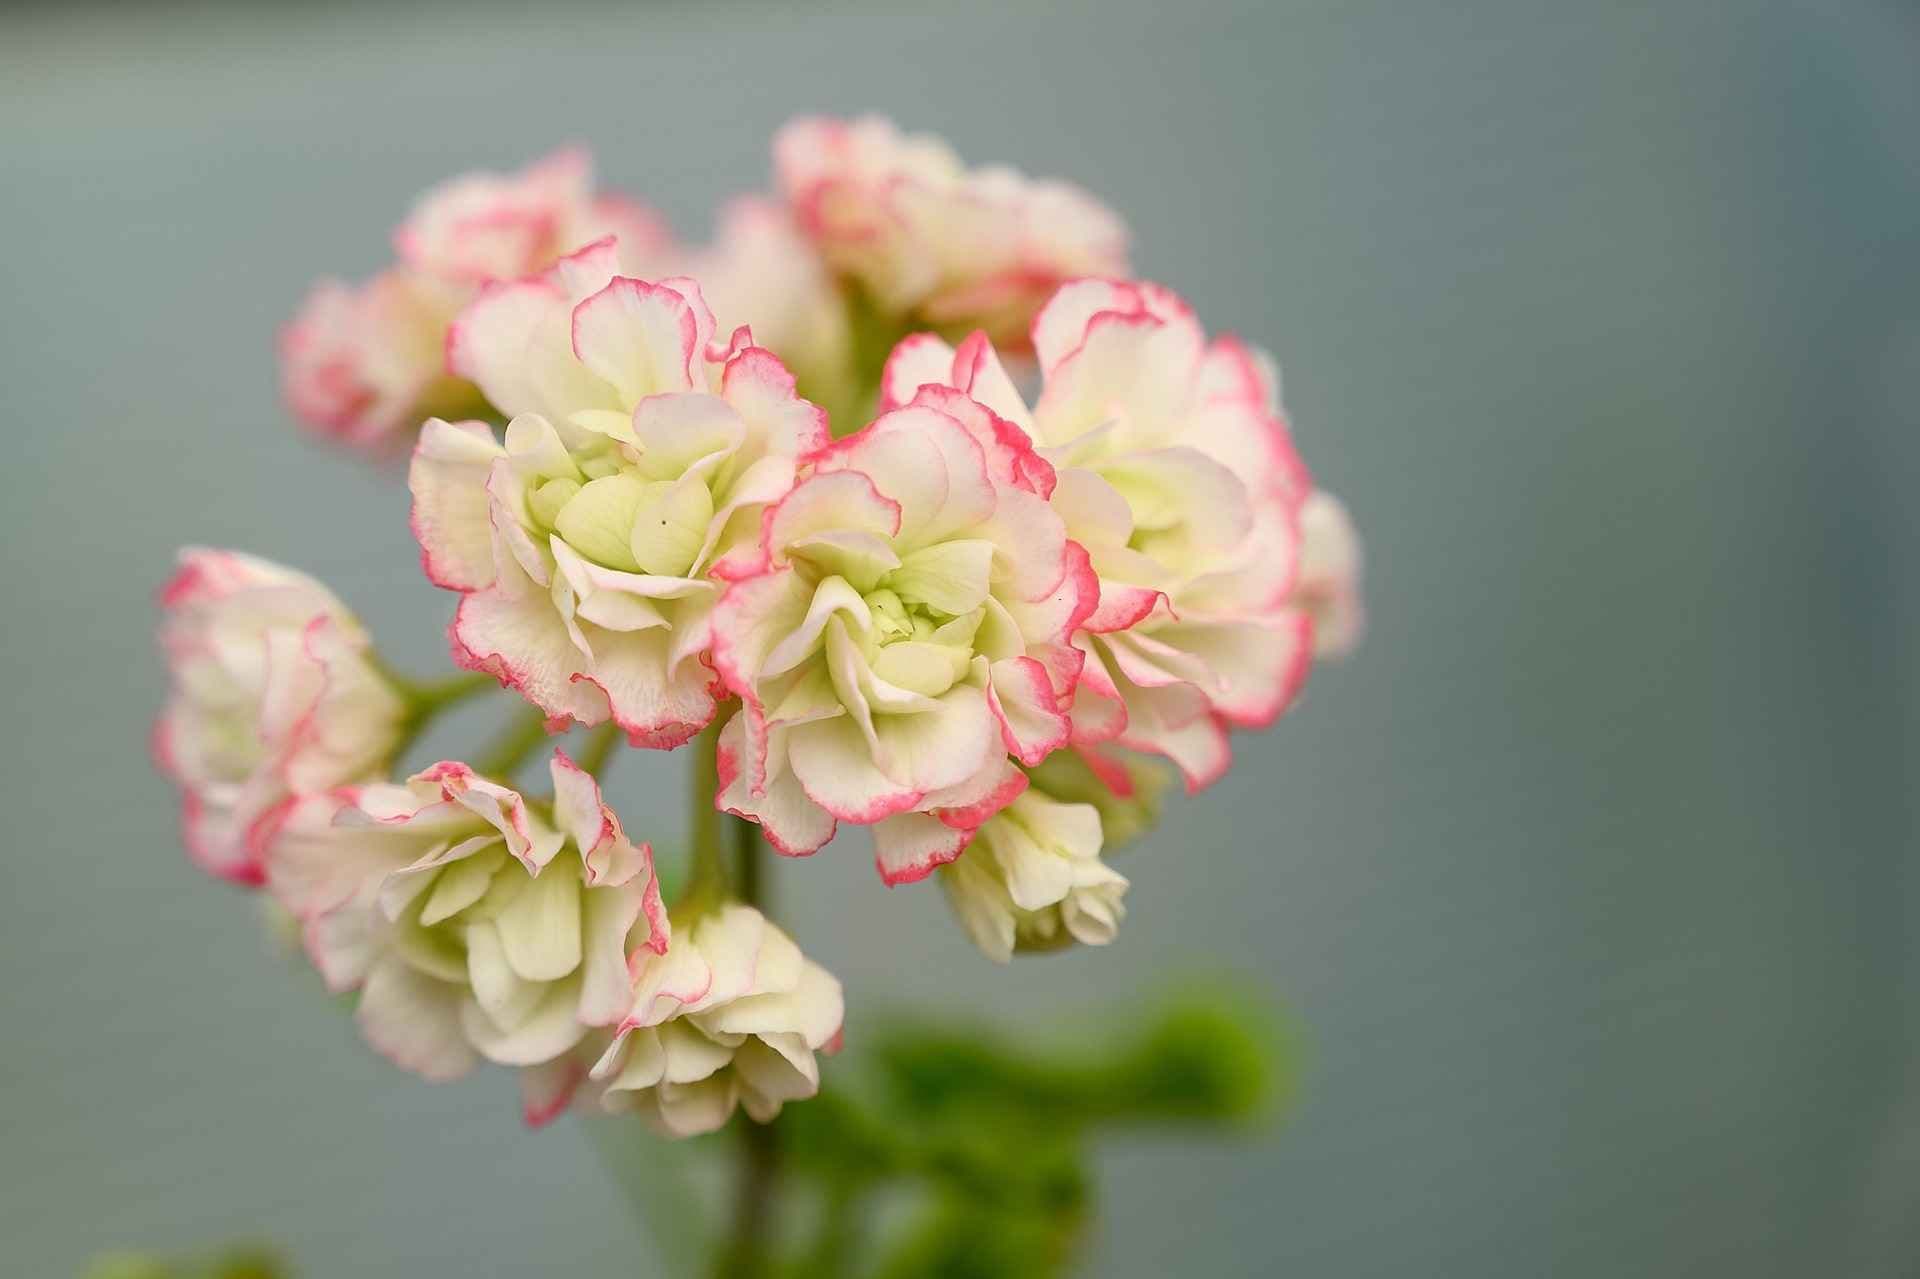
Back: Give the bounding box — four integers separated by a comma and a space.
1102, 994, 1294, 1126
871, 989, 1296, 1133
782, 1086, 910, 1187
761, 990, 1294, 1275
82, 1257, 173, 1279
869, 1200, 1081, 1279
81, 1248, 285, 1279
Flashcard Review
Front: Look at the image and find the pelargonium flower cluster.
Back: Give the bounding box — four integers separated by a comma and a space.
157, 117, 1361, 1133
282, 149, 671, 450
774, 115, 1129, 347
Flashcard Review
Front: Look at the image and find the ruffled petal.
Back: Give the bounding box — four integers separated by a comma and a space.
410, 419, 505, 591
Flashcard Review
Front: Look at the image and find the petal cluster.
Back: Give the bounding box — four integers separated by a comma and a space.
710, 396, 1095, 877
393, 148, 667, 286
939, 787, 1126, 963
680, 197, 854, 421
881, 279, 1352, 791
281, 149, 670, 448
1292, 490, 1366, 657
590, 903, 844, 1136
411, 242, 828, 747
263, 754, 666, 1107
775, 116, 1128, 346
169, 117, 1378, 1160
1025, 745, 1170, 852
280, 271, 478, 450
154, 549, 406, 885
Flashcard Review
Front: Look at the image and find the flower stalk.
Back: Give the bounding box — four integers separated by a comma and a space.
682, 717, 730, 907
703, 728, 784, 1274
386, 669, 496, 763
573, 721, 623, 777
472, 705, 552, 780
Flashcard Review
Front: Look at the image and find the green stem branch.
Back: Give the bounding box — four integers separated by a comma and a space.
396, 669, 494, 712
386, 670, 496, 764
723, 1118, 781, 1276
573, 722, 622, 777
682, 710, 785, 1274
473, 706, 550, 780
732, 802, 764, 911
683, 717, 729, 904
725, 786, 781, 1270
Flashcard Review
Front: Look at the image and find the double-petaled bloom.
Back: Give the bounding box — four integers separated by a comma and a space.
154, 549, 407, 886
681, 197, 854, 422
937, 747, 1167, 962
283, 149, 670, 448
278, 270, 480, 452
590, 902, 844, 1136
262, 755, 665, 1117
1024, 745, 1170, 852
882, 279, 1336, 791
409, 239, 828, 748
775, 115, 1128, 347
392, 148, 666, 288
710, 393, 1096, 881
939, 784, 1126, 963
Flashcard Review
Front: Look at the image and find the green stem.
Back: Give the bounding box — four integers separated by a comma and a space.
396, 669, 494, 712
801, 1180, 863, 1277
830, 285, 909, 437
683, 717, 729, 904
678, 712, 786, 1276
573, 722, 622, 777
722, 1118, 781, 1276
386, 671, 496, 764
732, 803, 764, 911
724, 787, 782, 1271
474, 706, 550, 780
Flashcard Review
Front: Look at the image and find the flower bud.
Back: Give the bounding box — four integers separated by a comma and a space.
154, 549, 406, 885
939, 790, 1127, 963
776, 116, 1128, 348
261, 755, 665, 1107
590, 902, 843, 1136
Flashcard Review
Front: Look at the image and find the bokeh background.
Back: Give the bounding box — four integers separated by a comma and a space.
3, 1, 1917, 1274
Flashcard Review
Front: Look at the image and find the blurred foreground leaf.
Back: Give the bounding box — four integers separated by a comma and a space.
82, 1248, 284, 1279
870, 1202, 1076, 1279
775, 988, 1297, 1277
873, 988, 1293, 1131
87, 994, 1294, 1278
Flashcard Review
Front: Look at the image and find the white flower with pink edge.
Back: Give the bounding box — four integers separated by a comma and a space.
1291, 490, 1366, 657
282, 148, 672, 448
882, 279, 1333, 791
394, 147, 668, 287
409, 240, 827, 748
775, 115, 1128, 347
709, 396, 1096, 880
262, 754, 665, 1123
154, 549, 407, 886
681, 196, 854, 419
280, 269, 481, 450
590, 902, 843, 1137
940, 787, 1126, 963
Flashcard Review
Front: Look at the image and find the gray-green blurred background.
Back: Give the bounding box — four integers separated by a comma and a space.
3, 1, 1917, 1274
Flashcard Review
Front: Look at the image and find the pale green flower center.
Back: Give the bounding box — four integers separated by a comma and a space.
863, 588, 919, 643
529, 461, 716, 578
852, 587, 980, 699
390, 840, 585, 988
